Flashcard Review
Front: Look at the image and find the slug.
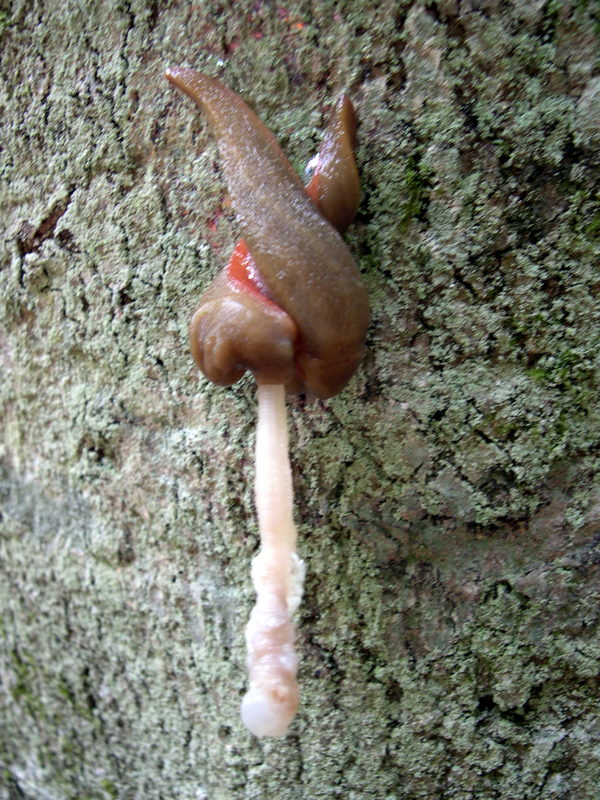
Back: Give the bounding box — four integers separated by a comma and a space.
165, 68, 369, 399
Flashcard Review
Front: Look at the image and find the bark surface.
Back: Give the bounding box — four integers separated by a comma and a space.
1, 1, 599, 798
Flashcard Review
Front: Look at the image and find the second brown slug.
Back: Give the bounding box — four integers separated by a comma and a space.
166, 68, 369, 738
165, 68, 369, 399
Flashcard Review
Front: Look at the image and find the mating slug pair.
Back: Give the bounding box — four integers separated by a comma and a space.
166, 68, 369, 737
165, 67, 369, 398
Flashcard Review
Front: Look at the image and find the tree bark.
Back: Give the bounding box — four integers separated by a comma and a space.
1, 1, 599, 798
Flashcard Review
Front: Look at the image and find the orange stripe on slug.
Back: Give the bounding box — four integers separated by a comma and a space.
227, 240, 284, 312
305, 171, 321, 206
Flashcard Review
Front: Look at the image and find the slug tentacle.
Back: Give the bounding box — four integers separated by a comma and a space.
165, 67, 369, 398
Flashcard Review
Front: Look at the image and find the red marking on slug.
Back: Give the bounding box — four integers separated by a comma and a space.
226, 165, 325, 314
227, 240, 284, 312
305, 171, 321, 205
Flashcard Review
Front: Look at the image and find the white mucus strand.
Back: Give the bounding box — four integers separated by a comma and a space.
240, 383, 305, 738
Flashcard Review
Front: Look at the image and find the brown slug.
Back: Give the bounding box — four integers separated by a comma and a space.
165, 68, 369, 399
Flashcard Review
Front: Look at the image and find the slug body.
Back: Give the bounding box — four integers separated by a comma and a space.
304, 93, 360, 235
165, 68, 369, 398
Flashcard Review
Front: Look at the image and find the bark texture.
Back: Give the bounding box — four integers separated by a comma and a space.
1, 1, 600, 798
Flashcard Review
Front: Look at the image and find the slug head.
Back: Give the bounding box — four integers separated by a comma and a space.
189, 253, 298, 388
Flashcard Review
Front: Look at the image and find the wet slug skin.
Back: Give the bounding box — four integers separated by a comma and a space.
165, 68, 369, 399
